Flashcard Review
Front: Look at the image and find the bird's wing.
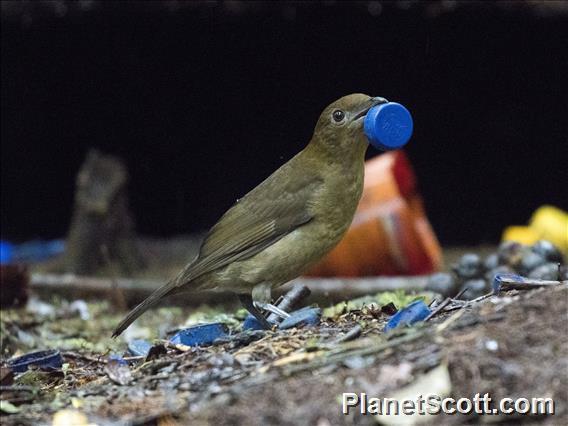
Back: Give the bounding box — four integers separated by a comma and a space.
112, 159, 323, 338
175, 170, 323, 285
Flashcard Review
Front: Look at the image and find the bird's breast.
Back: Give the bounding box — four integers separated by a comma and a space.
314, 161, 364, 231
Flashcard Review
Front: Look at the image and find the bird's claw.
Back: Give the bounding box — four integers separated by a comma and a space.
255, 302, 290, 319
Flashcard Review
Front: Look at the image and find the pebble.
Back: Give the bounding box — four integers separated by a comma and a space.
519, 251, 546, 275
528, 263, 560, 280
483, 253, 499, 271
560, 265, 568, 281
459, 279, 487, 300
497, 241, 524, 267
454, 253, 482, 279
425, 272, 457, 296
531, 240, 564, 264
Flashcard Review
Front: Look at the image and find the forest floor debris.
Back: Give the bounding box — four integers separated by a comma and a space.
1, 278, 566, 425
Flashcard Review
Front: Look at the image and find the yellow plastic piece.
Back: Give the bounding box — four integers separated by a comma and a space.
529, 205, 568, 252
502, 226, 539, 246
501, 205, 568, 254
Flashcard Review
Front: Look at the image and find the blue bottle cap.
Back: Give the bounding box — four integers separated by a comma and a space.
364, 102, 413, 150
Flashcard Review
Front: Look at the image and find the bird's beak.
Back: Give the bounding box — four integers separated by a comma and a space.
352, 96, 388, 121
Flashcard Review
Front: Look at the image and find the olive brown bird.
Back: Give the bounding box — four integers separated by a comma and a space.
112, 93, 388, 337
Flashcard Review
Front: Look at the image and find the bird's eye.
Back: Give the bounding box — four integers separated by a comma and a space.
332, 110, 345, 123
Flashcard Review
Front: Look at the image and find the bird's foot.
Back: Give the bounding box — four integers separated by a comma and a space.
238, 294, 273, 330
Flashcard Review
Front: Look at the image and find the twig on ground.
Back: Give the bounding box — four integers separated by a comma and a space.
62, 352, 108, 364
330, 324, 363, 344
425, 297, 452, 321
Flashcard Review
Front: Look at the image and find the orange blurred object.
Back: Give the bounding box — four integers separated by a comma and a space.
307, 151, 442, 277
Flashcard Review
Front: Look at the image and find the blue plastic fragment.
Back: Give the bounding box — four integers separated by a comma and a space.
492, 273, 525, 294
0, 239, 65, 264
7, 349, 63, 373
0, 240, 14, 264
127, 339, 153, 358
14, 239, 65, 263
384, 300, 430, 332
364, 102, 413, 151
170, 322, 229, 346
108, 354, 128, 366
279, 307, 321, 330
243, 315, 274, 331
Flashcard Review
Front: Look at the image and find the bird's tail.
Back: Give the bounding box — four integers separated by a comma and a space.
111, 279, 178, 338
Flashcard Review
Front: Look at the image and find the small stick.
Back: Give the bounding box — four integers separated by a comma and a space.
424, 297, 451, 321
331, 324, 363, 344
62, 352, 108, 364
453, 287, 469, 300
29, 274, 430, 304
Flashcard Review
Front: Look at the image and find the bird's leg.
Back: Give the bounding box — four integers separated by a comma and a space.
255, 302, 290, 319
238, 294, 273, 330
250, 283, 290, 319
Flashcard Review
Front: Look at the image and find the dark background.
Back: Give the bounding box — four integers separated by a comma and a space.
1, 1, 567, 245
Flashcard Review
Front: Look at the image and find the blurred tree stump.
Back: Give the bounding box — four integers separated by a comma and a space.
64, 149, 144, 275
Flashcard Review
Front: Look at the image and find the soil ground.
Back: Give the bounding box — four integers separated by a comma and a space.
1, 247, 566, 425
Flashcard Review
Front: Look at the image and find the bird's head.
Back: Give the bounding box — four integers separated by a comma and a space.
311, 93, 388, 156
